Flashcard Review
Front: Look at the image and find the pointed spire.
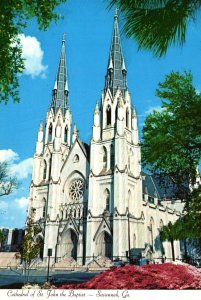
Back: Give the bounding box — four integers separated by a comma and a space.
104, 9, 127, 96
50, 33, 69, 114
39, 120, 43, 132
73, 123, 77, 134
95, 101, 99, 114
132, 106, 137, 117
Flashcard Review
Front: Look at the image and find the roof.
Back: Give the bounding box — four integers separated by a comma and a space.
142, 171, 184, 200
104, 10, 127, 96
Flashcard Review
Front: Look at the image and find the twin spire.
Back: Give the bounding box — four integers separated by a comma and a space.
50, 9, 127, 114
50, 33, 69, 114
105, 9, 127, 96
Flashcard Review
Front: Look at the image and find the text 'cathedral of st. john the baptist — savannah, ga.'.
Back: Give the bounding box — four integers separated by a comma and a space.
28, 10, 183, 267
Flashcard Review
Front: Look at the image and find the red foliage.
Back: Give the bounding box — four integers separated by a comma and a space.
58, 263, 201, 290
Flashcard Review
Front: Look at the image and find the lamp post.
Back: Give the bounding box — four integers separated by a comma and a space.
47, 248, 52, 282
127, 211, 131, 261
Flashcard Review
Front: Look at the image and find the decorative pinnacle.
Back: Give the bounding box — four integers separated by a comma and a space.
132, 106, 137, 117
39, 121, 43, 131
62, 33, 66, 44
73, 123, 77, 134
114, 8, 119, 20
95, 101, 99, 113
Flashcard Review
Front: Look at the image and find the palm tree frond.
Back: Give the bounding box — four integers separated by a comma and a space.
109, 0, 201, 57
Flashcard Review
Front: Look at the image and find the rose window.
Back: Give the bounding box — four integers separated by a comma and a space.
69, 179, 84, 201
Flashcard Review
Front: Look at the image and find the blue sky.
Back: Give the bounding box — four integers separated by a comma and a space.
0, 0, 201, 228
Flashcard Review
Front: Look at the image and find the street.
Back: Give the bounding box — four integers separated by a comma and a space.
0, 268, 99, 288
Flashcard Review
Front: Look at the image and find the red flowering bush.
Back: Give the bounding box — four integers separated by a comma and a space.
58, 263, 201, 290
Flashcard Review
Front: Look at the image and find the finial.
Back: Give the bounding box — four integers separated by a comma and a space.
62, 33, 66, 44
73, 123, 77, 133
132, 106, 137, 117
108, 55, 113, 70
122, 58, 126, 72
39, 121, 43, 131
53, 79, 57, 90
95, 101, 99, 113
64, 80, 69, 93
114, 8, 119, 20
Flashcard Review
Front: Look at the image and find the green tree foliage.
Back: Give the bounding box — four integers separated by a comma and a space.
0, 162, 18, 196
109, 0, 201, 57
0, 229, 5, 249
160, 222, 177, 261
142, 71, 201, 192
0, 0, 67, 104
174, 185, 201, 240
22, 209, 42, 279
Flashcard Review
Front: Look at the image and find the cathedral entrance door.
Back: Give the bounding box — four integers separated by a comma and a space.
70, 230, 78, 260
60, 229, 78, 261
104, 232, 113, 259
97, 231, 113, 259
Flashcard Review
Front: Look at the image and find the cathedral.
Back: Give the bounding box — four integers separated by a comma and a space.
28, 11, 183, 266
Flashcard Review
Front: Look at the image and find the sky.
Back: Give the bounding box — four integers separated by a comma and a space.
0, 0, 201, 229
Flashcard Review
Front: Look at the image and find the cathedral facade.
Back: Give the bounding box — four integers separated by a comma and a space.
28, 12, 183, 266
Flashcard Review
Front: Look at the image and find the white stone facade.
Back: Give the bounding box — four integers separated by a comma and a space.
28, 14, 183, 266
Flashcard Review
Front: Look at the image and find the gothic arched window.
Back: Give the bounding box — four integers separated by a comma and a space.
48, 156, 52, 180
64, 126, 68, 143
102, 146, 107, 170
115, 105, 118, 125
126, 108, 129, 128
48, 123, 52, 142
43, 160, 47, 180
106, 105, 111, 126
73, 154, 79, 163
159, 219, 164, 230
110, 144, 115, 171
104, 189, 110, 211
42, 198, 46, 218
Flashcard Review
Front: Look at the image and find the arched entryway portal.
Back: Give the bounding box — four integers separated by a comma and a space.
96, 231, 113, 259
60, 229, 78, 260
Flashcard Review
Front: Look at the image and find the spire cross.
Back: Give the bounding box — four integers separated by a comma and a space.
114, 8, 119, 19
62, 33, 66, 43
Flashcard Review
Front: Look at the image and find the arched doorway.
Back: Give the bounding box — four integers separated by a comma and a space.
96, 231, 113, 259
60, 229, 78, 260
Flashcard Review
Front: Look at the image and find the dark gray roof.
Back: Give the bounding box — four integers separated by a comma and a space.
142, 171, 181, 200
104, 10, 127, 96
50, 34, 69, 114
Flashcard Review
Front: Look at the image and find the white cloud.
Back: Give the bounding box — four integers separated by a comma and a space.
0, 149, 19, 163
19, 34, 48, 78
14, 197, 29, 209
145, 106, 164, 115
0, 149, 33, 180
11, 158, 33, 180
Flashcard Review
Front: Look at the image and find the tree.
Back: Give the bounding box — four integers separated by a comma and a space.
0, 229, 5, 250
109, 0, 201, 57
142, 71, 201, 194
0, 162, 18, 196
21, 209, 42, 281
0, 0, 67, 104
160, 222, 177, 261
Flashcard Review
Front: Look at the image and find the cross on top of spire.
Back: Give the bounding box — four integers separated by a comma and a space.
104, 8, 127, 96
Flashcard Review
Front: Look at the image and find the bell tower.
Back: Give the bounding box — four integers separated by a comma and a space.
87, 10, 143, 261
